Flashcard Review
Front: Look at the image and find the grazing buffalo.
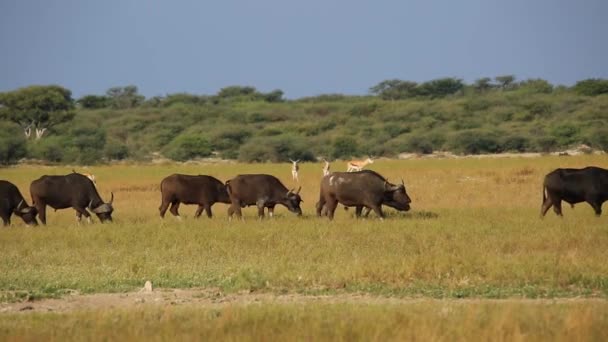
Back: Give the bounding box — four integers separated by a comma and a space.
30, 172, 114, 224
541, 166, 608, 217
316, 170, 411, 220
159, 174, 230, 219
225, 174, 303, 219
0, 180, 38, 226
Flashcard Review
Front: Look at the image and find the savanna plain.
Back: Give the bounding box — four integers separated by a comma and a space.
1, 155, 607, 341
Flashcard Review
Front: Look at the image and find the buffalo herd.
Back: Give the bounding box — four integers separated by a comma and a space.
1, 166, 607, 226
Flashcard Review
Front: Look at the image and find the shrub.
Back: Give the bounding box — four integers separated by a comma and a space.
447, 130, 501, 154
27, 136, 67, 163
534, 136, 558, 152
331, 136, 360, 159
501, 134, 531, 152
0, 124, 26, 165
164, 134, 212, 161
573, 79, 608, 96
403, 135, 434, 154
104, 140, 129, 160
238, 136, 315, 163
550, 124, 580, 146
587, 128, 608, 151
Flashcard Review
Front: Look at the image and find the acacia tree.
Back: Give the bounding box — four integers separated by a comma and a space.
0, 85, 75, 140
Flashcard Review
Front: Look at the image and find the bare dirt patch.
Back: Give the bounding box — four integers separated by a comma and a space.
1, 288, 605, 314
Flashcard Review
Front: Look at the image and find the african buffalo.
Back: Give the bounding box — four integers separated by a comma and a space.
316, 170, 411, 220
541, 166, 608, 217
0, 180, 38, 226
159, 174, 230, 219
225, 174, 303, 219
30, 172, 114, 224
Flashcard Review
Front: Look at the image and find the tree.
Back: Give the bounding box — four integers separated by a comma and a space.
369, 79, 418, 100
495, 75, 516, 90
473, 77, 494, 92
0, 85, 75, 140
77, 95, 110, 109
417, 78, 464, 98
106, 85, 145, 109
518, 79, 553, 94
573, 79, 608, 96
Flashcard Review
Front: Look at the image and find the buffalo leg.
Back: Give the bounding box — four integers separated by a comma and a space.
169, 201, 181, 218
588, 200, 602, 217
369, 204, 385, 219
315, 199, 325, 217
1, 214, 9, 226
159, 200, 170, 218
74, 207, 92, 223
37, 205, 47, 225
204, 204, 213, 218
355, 206, 363, 218
194, 205, 204, 218
540, 197, 553, 217
267, 205, 276, 218
326, 198, 338, 220
552, 200, 563, 216
256, 200, 266, 219
229, 200, 242, 219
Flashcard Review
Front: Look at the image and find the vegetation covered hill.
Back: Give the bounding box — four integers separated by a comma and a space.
1, 77, 607, 165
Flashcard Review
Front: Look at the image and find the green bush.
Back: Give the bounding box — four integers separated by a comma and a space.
0, 124, 26, 165
587, 128, 608, 151
573, 79, 608, 96
501, 134, 531, 152
447, 130, 501, 154
238, 136, 314, 163
331, 136, 360, 159
27, 136, 68, 163
534, 136, 558, 152
550, 124, 580, 146
104, 140, 129, 160
163, 135, 212, 161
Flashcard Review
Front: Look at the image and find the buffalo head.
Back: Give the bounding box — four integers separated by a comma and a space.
284, 186, 303, 216
89, 192, 114, 222
14, 200, 39, 226
384, 179, 411, 211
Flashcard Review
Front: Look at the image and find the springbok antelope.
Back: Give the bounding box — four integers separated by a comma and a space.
289, 159, 300, 182
346, 157, 374, 172
322, 159, 331, 176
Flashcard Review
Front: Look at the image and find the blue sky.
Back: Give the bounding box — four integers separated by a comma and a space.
1, 0, 606, 99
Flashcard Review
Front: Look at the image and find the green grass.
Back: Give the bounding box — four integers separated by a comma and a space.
1, 301, 607, 341
1, 155, 607, 300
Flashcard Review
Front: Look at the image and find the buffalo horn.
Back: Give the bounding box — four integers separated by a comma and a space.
88, 200, 94, 209
296, 186, 301, 194
109, 192, 114, 204
17, 200, 24, 210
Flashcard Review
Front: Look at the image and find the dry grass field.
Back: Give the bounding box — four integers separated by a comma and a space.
1, 155, 607, 340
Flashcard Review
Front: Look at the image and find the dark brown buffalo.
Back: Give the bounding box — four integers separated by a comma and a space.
316, 170, 411, 220
225, 174, 302, 219
541, 166, 608, 217
0, 180, 38, 226
30, 172, 114, 224
159, 174, 230, 219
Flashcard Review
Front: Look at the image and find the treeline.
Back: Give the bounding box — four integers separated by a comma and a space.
1, 76, 607, 165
